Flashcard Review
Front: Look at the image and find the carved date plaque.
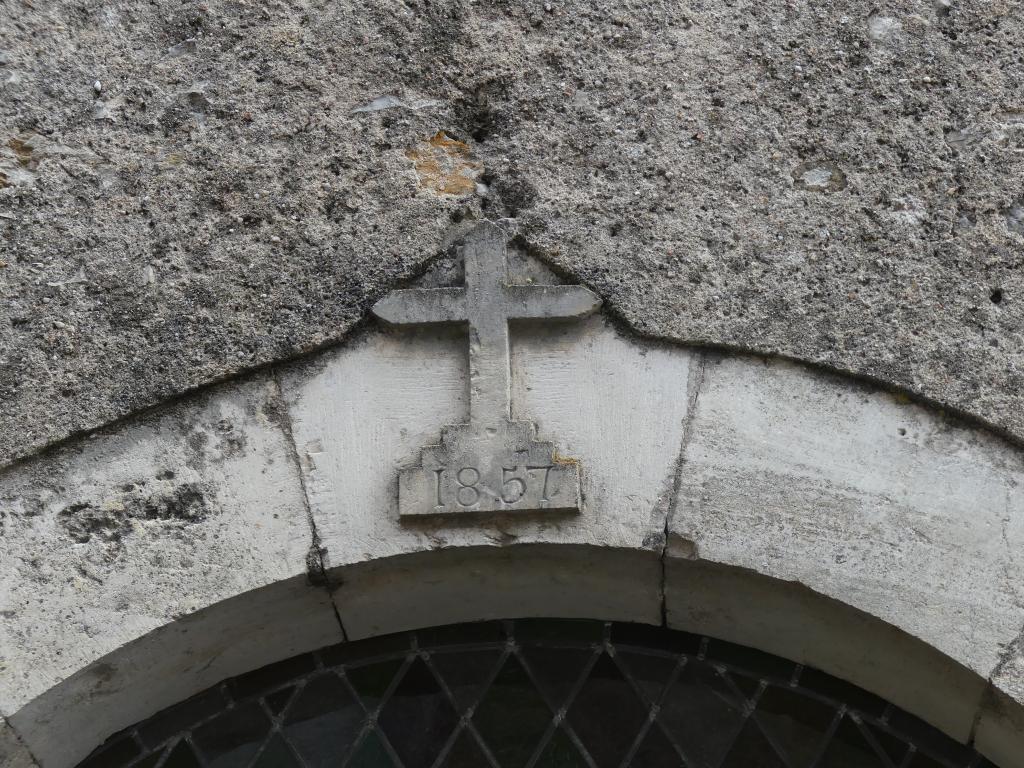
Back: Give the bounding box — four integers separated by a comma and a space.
372, 221, 600, 518
398, 421, 581, 517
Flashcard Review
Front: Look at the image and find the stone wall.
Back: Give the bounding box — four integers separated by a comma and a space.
3, 3, 1024, 766
2, 0, 1023, 467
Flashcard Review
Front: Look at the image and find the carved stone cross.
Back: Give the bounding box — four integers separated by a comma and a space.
373, 222, 601, 517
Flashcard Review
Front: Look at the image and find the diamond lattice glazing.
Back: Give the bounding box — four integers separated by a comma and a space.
77, 620, 997, 768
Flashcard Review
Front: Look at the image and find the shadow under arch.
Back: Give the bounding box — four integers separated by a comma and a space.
8, 543, 1023, 768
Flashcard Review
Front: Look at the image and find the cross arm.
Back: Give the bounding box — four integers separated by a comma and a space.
372, 287, 468, 325
504, 284, 602, 320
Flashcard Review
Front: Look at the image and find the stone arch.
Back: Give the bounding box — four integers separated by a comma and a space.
3, 545, 1021, 767
2, 307, 1023, 767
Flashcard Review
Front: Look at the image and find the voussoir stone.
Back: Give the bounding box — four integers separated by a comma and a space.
0, 376, 342, 766
1, 0, 1023, 469
280, 296, 696, 630
977, 637, 1024, 767
666, 353, 1024, 750
0, 721, 38, 768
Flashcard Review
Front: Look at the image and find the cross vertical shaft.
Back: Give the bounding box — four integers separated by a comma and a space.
463, 226, 512, 430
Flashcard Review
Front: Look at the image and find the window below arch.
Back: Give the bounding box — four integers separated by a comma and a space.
78, 620, 995, 768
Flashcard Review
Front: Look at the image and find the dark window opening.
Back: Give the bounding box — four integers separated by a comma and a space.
78, 619, 996, 768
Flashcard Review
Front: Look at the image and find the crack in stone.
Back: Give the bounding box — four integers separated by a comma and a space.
991, 623, 1024, 682
968, 682, 994, 748
659, 351, 708, 627
968, 621, 1024, 746
268, 371, 349, 642
969, 485, 1024, 745
999, 482, 1013, 555
2, 714, 42, 768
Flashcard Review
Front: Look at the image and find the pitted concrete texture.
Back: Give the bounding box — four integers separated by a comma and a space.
2, 0, 1023, 468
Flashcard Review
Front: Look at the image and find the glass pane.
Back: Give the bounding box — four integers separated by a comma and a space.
76, 621, 994, 768
347, 659, 406, 711
519, 646, 595, 709
281, 673, 365, 767
816, 716, 888, 768
863, 723, 910, 766
439, 730, 494, 768
347, 732, 398, 768
76, 735, 140, 768
474, 654, 553, 767
718, 719, 789, 768
162, 741, 202, 768
658, 659, 747, 767
430, 650, 504, 710
753, 685, 838, 766
377, 657, 459, 768
615, 650, 678, 705
566, 653, 649, 768
627, 727, 685, 768
533, 727, 589, 768
138, 688, 229, 750
266, 685, 296, 716
193, 701, 272, 768
132, 752, 165, 768
252, 736, 302, 768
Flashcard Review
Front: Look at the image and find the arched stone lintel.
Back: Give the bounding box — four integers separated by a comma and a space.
329, 544, 664, 640
4, 311, 1024, 768
0, 718, 38, 768
979, 654, 1024, 768
666, 557, 986, 745
8, 544, 1022, 768
6, 575, 343, 768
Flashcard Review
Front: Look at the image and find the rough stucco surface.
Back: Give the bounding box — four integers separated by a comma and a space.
1, 0, 1023, 466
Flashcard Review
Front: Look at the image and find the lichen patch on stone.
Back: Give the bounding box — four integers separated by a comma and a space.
0, 134, 38, 188
791, 161, 848, 192
7, 137, 34, 167
405, 131, 483, 196
57, 481, 211, 547
1005, 199, 1024, 236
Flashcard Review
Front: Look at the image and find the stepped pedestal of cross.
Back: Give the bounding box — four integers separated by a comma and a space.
372, 222, 600, 517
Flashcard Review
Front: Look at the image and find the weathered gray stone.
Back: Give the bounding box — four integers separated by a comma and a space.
334, 545, 663, 640
977, 636, 1024, 767
11, 575, 341, 768
666, 353, 1024, 750
4, 295, 1024, 764
2, 0, 1024, 471
0, 721, 38, 768
664, 558, 987, 746
398, 420, 582, 517
280, 303, 692, 569
670, 354, 1024, 681
373, 222, 599, 516
0, 375, 342, 764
